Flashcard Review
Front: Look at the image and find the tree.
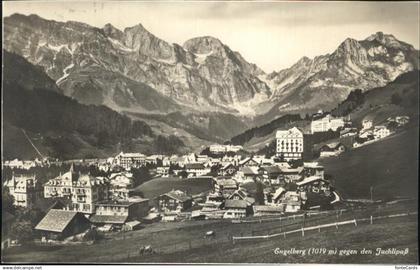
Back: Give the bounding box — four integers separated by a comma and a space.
15, 207, 45, 227
255, 181, 265, 205
10, 221, 33, 242
131, 167, 152, 187
391, 93, 402, 105
2, 187, 15, 214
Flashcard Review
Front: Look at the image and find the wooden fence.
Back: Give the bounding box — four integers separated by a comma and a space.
232, 211, 417, 242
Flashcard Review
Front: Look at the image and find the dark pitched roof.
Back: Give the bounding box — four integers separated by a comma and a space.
224, 199, 248, 209
35, 209, 85, 233
89, 214, 128, 224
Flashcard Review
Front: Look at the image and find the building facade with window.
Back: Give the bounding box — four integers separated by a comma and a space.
311, 114, 345, 133
276, 127, 304, 160
4, 174, 42, 208
43, 164, 109, 214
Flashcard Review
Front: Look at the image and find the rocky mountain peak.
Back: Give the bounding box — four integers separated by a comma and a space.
365, 31, 413, 50
295, 56, 312, 66
183, 36, 225, 55
123, 23, 174, 59
102, 23, 124, 41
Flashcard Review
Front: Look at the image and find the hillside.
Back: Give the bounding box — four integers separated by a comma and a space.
3, 13, 270, 114
132, 177, 213, 200
231, 70, 419, 151
2, 51, 187, 159
3, 13, 419, 138
319, 125, 418, 200
129, 111, 250, 143
263, 32, 419, 116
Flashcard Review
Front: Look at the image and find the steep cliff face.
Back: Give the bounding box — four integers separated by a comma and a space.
3, 13, 418, 132
266, 32, 419, 113
3, 13, 270, 115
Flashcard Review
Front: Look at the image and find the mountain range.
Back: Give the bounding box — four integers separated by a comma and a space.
3, 13, 419, 156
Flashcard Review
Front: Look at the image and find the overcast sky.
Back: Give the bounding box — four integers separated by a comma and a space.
3, 1, 419, 72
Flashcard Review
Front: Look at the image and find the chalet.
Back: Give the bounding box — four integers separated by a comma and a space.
227, 189, 255, 206
109, 172, 134, 200
157, 190, 193, 213
238, 157, 259, 167
156, 166, 170, 177
35, 209, 91, 241
90, 197, 150, 228
281, 167, 304, 183
4, 173, 42, 208
184, 163, 210, 177
302, 162, 325, 179
319, 142, 346, 157
263, 187, 275, 204
272, 187, 287, 204
201, 192, 224, 213
296, 176, 332, 196
258, 166, 282, 185
237, 166, 259, 182
223, 200, 249, 219
280, 192, 302, 213
373, 126, 390, 139
213, 178, 238, 197
218, 163, 238, 176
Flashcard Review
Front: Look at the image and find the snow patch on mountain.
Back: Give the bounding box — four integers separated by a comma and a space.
107, 37, 135, 52
56, 63, 74, 85
194, 51, 213, 65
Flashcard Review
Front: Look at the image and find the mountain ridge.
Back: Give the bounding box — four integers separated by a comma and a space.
3, 13, 419, 144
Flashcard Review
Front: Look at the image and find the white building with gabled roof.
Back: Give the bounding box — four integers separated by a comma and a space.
276, 127, 304, 161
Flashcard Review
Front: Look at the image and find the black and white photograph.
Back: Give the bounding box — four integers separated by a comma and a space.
1, 0, 419, 267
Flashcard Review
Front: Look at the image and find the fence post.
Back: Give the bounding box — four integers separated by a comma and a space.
335, 222, 338, 231
301, 227, 304, 237
354, 219, 357, 227
283, 232, 286, 239
318, 226, 321, 233
370, 215, 373, 225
